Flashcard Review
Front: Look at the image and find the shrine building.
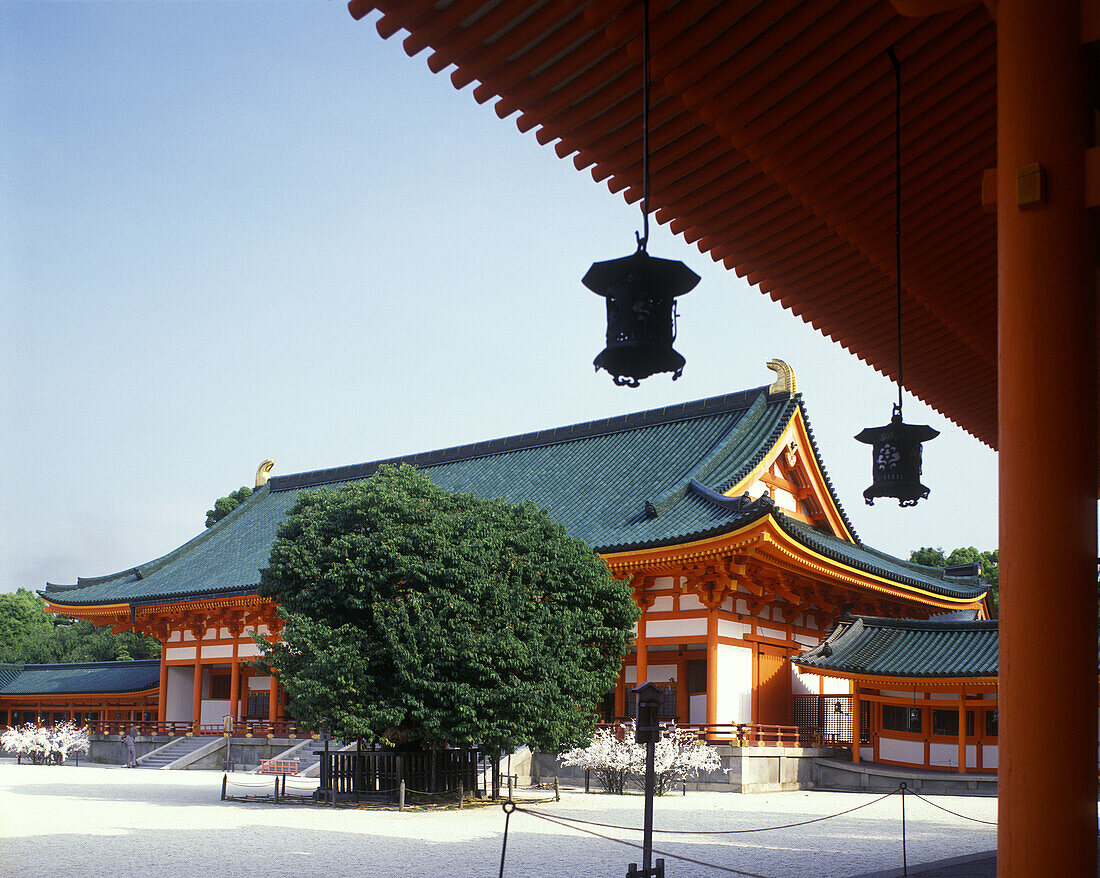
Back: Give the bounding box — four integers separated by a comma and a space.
31, 361, 989, 745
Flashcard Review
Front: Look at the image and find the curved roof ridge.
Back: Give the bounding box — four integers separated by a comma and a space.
786, 395, 859, 544
849, 615, 998, 631
269, 387, 770, 493
43, 487, 270, 597
645, 392, 777, 518
771, 511, 987, 601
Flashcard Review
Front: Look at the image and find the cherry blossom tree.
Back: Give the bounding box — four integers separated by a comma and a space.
560, 720, 722, 795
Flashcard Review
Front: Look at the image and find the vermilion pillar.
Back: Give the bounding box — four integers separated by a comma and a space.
191, 659, 202, 731
850, 683, 860, 764
705, 605, 718, 728
157, 643, 168, 730
635, 602, 649, 686
997, 2, 1096, 875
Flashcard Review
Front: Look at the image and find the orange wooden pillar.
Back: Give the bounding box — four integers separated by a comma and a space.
635, 601, 649, 686
228, 624, 241, 729
850, 684, 860, 764
997, 1, 1096, 874
191, 648, 203, 732
956, 692, 966, 774
705, 604, 718, 728
157, 642, 168, 729
268, 674, 278, 725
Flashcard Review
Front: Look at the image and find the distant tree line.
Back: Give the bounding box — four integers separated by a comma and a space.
909, 546, 999, 616
0, 589, 158, 665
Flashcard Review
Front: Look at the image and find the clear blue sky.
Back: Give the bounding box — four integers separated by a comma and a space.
0, 1, 997, 595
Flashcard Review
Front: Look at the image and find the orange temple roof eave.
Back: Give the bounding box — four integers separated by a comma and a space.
346, 2, 1017, 448
0, 686, 160, 700
601, 515, 988, 611
789, 664, 999, 689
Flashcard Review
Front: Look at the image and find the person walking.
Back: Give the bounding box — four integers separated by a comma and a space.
123, 730, 137, 768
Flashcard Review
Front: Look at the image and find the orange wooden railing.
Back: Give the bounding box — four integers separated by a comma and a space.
596, 720, 811, 747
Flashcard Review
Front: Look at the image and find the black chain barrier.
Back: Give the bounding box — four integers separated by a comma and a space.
519, 786, 901, 835
498, 782, 999, 878
907, 789, 999, 826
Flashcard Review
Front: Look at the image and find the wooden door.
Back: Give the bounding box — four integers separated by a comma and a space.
754, 644, 792, 726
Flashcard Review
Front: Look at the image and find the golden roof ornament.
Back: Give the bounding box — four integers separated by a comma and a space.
255, 459, 275, 488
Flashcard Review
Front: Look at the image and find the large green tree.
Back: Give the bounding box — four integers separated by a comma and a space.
256, 464, 639, 752
205, 486, 252, 528
910, 546, 999, 616
0, 588, 159, 664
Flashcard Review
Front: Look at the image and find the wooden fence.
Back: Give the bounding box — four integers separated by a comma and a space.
317, 746, 490, 803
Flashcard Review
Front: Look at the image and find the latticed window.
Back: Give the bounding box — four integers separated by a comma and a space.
245, 692, 269, 718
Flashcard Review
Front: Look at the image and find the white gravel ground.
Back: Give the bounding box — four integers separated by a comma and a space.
0, 762, 997, 878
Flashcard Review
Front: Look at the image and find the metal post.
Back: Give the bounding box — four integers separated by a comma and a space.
900, 781, 908, 876
221, 773, 227, 801
642, 737, 655, 873
458, 781, 464, 809
554, 777, 560, 802
585, 768, 590, 794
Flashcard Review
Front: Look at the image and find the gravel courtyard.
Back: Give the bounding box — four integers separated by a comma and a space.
0, 762, 997, 878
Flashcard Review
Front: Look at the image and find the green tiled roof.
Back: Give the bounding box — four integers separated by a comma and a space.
41, 386, 986, 609
0, 660, 160, 696
792, 616, 999, 678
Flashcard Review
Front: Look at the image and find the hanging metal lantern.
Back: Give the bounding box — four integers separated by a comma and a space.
583, 248, 699, 387
854, 406, 939, 507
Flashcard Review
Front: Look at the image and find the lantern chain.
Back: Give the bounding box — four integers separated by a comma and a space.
888, 46, 903, 417
636, 0, 651, 254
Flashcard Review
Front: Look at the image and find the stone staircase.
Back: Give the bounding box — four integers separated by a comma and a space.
136, 736, 220, 769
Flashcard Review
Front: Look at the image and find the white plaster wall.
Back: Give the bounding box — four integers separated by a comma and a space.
859, 746, 873, 760
247, 676, 271, 691
758, 626, 786, 641
642, 664, 677, 684
646, 618, 707, 638
167, 631, 181, 643
982, 745, 998, 768
793, 634, 819, 647
237, 642, 264, 659
966, 744, 978, 768
929, 742, 963, 768
880, 736, 924, 765
716, 643, 752, 724
166, 646, 196, 662
165, 666, 194, 722
624, 666, 637, 685
203, 629, 218, 641
201, 700, 230, 726
928, 692, 955, 700
792, 667, 817, 696
649, 596, 674, 612
679, 593, 704, 610
182, 631, 196, 642
689, 693, 706, 724
202, 644, 234, 660
821, 676, 849, 695
721, 596, 734, 612
653, 576, 674, 589
718, 619, 751, 639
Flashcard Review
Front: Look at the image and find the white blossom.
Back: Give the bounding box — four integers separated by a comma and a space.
561, 721, 722, 794
2, 721, 90, 765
